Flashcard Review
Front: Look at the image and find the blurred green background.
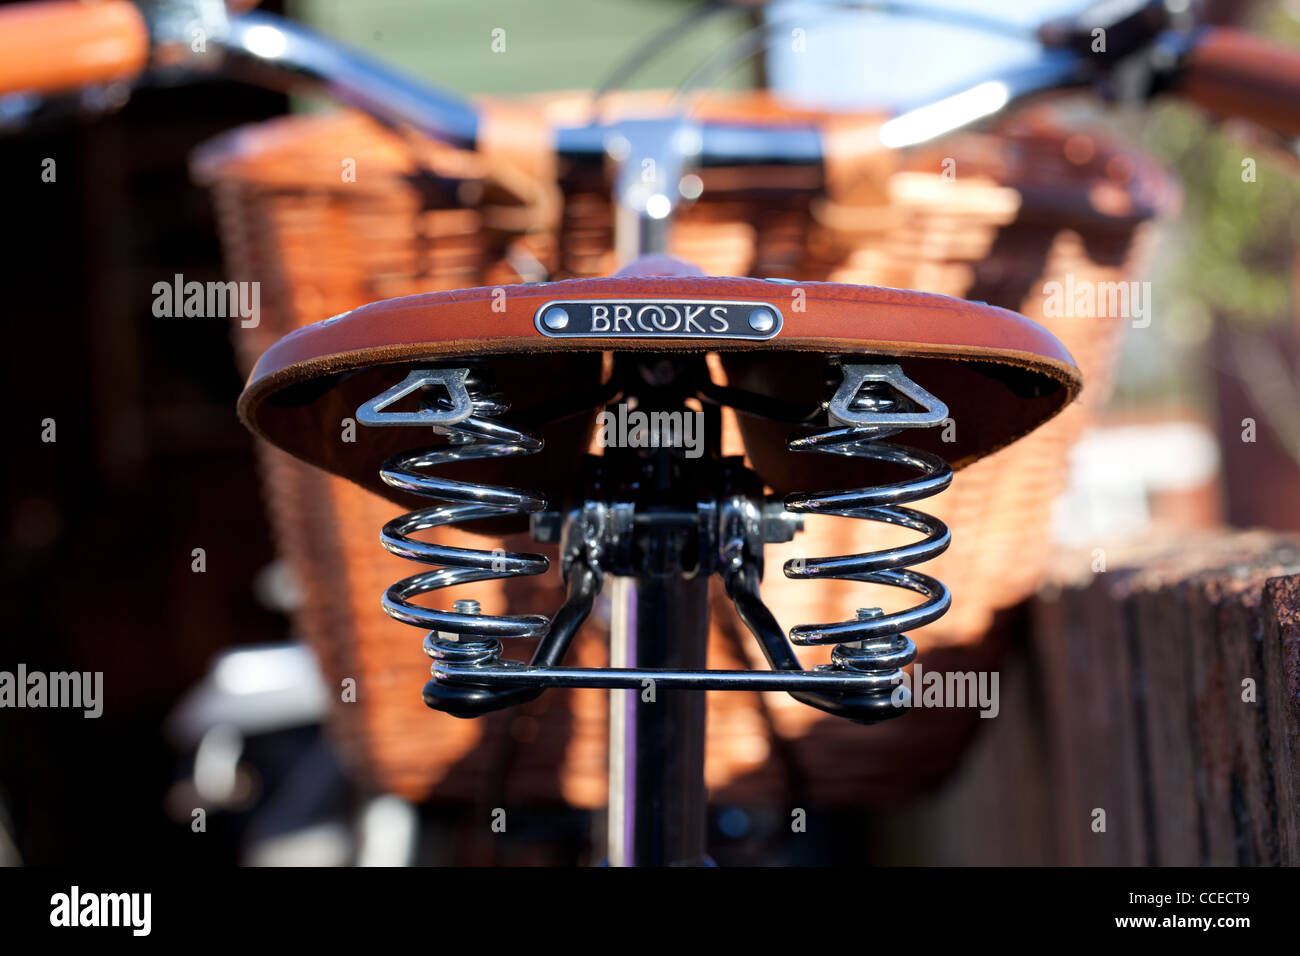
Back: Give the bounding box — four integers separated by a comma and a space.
292, 0, 759, 94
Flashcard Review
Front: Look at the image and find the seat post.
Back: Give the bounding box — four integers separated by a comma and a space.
601, 350, 715, 867
607, 572, 711, 866
602, 118, 712, 866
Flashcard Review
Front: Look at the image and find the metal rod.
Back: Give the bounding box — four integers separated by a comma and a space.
219, 12, 481, 148
434, 662, 900, 693
606, 573, 711, 867
607, 577, 635, 866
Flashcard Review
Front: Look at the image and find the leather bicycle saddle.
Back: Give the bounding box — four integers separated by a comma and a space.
239, 255, 1081, 526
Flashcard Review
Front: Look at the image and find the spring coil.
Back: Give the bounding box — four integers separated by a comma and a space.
376, 386, 551, 659
783, 385, 953, 684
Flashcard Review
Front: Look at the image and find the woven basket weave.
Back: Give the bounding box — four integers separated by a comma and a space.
194, 95, 1173, 807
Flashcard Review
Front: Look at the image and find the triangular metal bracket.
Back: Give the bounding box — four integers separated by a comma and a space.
828, 364, 949, 428
356, 368, 473, 428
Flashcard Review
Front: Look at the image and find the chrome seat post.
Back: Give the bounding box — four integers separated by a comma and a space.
603, 121, 711, 866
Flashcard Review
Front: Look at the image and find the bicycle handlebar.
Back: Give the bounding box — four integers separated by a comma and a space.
220, 11, 481, 149
2, 1, 1299, 165
1176, 27, 1300, 139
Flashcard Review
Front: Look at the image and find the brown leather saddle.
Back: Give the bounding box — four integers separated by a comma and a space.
239, 255, 1081, 521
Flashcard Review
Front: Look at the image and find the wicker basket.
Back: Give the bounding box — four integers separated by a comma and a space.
194, 94, 1174, 808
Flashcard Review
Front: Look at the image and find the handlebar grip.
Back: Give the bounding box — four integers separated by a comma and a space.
0, 0, 149, 96
1177, 27, 1300, 138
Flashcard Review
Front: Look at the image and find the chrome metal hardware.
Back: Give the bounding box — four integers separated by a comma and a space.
356, 368, 474, 427
373, 395, 548, 643
827, 363, 949, 428
533, 299, 783, 341
358, 367, 573, 717
359, 361, 953, 724
777, 367, 953, 717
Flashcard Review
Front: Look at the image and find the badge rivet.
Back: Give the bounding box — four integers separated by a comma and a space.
748, 308, 776, 333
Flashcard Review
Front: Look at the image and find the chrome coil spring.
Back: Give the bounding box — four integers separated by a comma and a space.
783, 376, 953, 693
365, 370, 551, 661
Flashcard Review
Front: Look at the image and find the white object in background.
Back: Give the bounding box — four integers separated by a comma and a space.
765, 0, 1083, 111
1053, 421, 1221, 548
166, 642, 329, 746
356, 794, 420, 867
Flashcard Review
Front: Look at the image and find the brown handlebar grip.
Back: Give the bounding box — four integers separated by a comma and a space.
0, 0, 150, 96
1178, 27, 1300, 138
